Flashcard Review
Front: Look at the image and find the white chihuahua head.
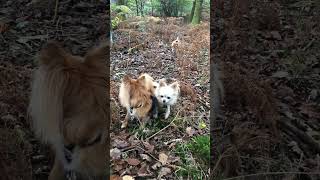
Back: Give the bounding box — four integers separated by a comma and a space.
155, 79, 180, 106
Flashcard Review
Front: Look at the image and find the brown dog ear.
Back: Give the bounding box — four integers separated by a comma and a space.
38, 41, 69, 66
137, 75, 147, 86
138, 74, 145, 80
84, 42, 109, 66
122, 74, 132, 83
159, 79, 167, 87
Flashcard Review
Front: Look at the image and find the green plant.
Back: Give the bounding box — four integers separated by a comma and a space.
111, 4, 133, 29
174, 135, 210, 179
128, 117, 169, 139
175, 143, 204, 179
187, 135, 210, 164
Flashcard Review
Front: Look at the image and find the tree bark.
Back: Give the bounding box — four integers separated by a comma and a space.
140, 0, 144, 16
135, 0, 139, 15
189, 0, 196, 22
191, 0, 202, 25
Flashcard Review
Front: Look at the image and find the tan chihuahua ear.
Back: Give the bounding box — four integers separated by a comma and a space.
84, 42, 109, 66
138, 74, 146, 80
159, 79, 167, 87
137, 75, 147, 85
38, 41, 69, 66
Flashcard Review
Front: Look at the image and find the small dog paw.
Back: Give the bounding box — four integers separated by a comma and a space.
164, 114, 169, 119
153, 113, 158, 119
121, 122, 128, 129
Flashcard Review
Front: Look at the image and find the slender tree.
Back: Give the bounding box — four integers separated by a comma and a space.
140, 0, 144, 16
191, 0, 203, 25
135, 0, 139, 15
189, 0, 196, 22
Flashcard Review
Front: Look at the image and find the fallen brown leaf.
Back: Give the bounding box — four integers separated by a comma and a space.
186, 127, 195, 136
110, 148, 122, 160
158, 167, 171, 178
110, 175, 122, 180
126, 158, 141, 166
143, 141, 155, 153
122, 175, 135, 180
159, 153, 168, 165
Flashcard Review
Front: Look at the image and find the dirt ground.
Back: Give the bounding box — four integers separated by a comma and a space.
211, 0, 320, 179
109, 16, 210, 178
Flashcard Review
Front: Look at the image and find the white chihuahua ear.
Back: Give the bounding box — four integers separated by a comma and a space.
159, 79, 167, 87
170, 82, 180, 91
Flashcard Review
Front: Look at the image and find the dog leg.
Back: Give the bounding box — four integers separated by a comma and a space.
140, 116, 150, 128
121, 111, 130, 129
49, 157, 66, 180
151, 96, 159, 119
165, 105, 170, 119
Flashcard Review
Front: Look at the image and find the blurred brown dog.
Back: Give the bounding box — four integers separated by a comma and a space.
118, 74, 154, 128
29, 41, 109, 180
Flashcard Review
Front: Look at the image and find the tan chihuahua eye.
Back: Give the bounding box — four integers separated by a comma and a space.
137, 104, 142, 108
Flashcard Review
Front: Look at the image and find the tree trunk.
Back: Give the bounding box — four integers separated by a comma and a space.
151, 0, 153, 16
135, 0, 139, 16
191, 0, 202, 25
189, 0, 196, 22
140, 0, 144, 16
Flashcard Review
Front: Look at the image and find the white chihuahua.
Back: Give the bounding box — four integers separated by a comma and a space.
155, 79, 180, 119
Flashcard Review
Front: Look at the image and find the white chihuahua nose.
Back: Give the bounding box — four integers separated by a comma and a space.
163, 100, 166, 103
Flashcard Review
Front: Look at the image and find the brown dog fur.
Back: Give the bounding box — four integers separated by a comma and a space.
28, 41, 109, 179
119, 75, 152, 128
138, 73, 158, 95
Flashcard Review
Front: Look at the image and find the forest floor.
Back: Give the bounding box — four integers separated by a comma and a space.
211, 0, 320, 179
109, 17, 210, 179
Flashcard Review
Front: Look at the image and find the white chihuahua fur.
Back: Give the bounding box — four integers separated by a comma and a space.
155, 79, 180, 119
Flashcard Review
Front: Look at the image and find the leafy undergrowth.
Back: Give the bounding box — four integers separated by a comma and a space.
110, 16, 210, 179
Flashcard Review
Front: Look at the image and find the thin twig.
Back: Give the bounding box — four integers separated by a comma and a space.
134, 145, 180, 169
52, 0, 59, 23
146, 110, 181, 140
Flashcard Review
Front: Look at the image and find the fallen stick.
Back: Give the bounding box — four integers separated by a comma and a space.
53, 0, 59, 23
